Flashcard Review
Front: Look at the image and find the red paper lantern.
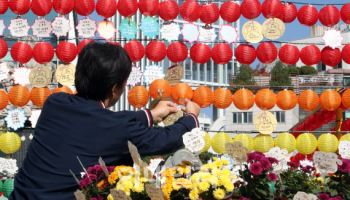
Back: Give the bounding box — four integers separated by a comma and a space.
256, 42, 277, 64
220, 1, 240, 23
319, 5, 340, 27
320, 89, 341, 111
33, 42, 54, 64
30, 87, 52, 108
255, 88, 277, 110
342, 44, 350, 64
56, 41, 78, 64
279, 44, 300, 65
124, 40, 145, 63
53, 0, 75, 15
235, 44, 256, 65
321, 47, 341, 67
190, 43, 211, 64
261, 0, 283, 19
96, 0, 117, 18
11, 42, 33, 64
159, 0, 179, 21
149, 79, 171, 99
167, 42, 188, 63
200, 3, 219, 24
139, 0, 159, 16
171, 83, 193, 104
0, 0, 8, 14
146, 40, 167, 62
31, 0, 52, 16
0, 90, 8, 110
280, 2, 297, 23
179, 0, 201, 22
8, 85, 30, 107
117, 0, 138, 17
75, 0, 95, 16
9, 0, 31, 15
300, 45, 321, 66
240, 0, 261, 19
211, 43, 233, 64
341, 3, 350, 24
297, 5, 318, 26
192, 86, 213, 108
77, 39, 94, 54
0, 38, 8, 59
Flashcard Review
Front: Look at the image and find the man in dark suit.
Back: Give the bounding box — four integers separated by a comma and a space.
10, 43, 200, 199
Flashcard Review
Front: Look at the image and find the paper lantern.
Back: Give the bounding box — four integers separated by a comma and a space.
149, 79, 171, 99
190, 43, 211, 64
278, 44, 300, 65
319, 89, 341, 111
128, 86, 149, 109
8, 85, 30, 107
297, 5, 318, 26
256, 42, 278, 64
179, 0, 201, 22
75, 0, 95, 16
139, 0, 159, 16
213, 88, 232, 109
340, 133, 350, 142
52, 86, 73, 94
261, 0, 283, 18
321, 47, 341, 67
0, 0, 8, 14
0, 132, 21, 154
255, 88, 276, 110
211, 132, 231, 154
211, 43, 233, 64
159, 0, 178, 21
300, 45, 321, 66
97, 20, 115, 40
31, 0, 52, 16
96, 0, 117, 18
53, 0, 75, 15
342, 44, 350, 64
30, 87, 51, 108
200, 3, 219, 24
117, 0, 137, 17
254, 134, 274, 153
276, 89, 297, 110
124, 40, 145, 63
280, 2, 297, 23
171, 83, 193, 104
11, 42, 33, 64
341, 3, 350, 24
33, 42, 54, 64
167, 42, 188, 63
146, 40, 167, 62
232, 88, 254, 110
318, 133, 339, 153
77, 39, 93, 54
56, 41, 78, 64
192, 86, 213, 108
319, 5, 340, 27
9, 0, 31, 15
233, 134, 254, 152
342, 89, 350, 109
201, 132, 211, 152
0, 38, 8, 59
0, 90, 8, 110
235, 44, 256, 65
220, 1, 240, 23
274, 132, 296, 153
2, 179, 14, 198
240, 0, 261, 19
298, 90, 319, 112
296, 133, 317, 155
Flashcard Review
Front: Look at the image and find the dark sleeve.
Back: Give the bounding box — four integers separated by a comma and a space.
134, 110, 153, 127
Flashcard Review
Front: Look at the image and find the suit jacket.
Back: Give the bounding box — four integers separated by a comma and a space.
10, 93, 198, 200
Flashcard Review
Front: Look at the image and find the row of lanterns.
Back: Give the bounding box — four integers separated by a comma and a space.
129, 79, 350, 112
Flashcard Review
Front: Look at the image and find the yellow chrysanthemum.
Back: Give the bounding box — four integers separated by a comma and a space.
198, 181, 210, 192
224, 182, 234, 192
173, 178, 192, 190
133, 182, 144, 193
213, 188, 225, 200
189, 189, 199, 200
107, 194, 114, 200
108, 172, 118, 184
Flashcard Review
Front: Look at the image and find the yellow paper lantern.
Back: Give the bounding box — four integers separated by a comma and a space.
254, 134, 274, 153
296, 133, 317, 155
318, 133, 339, 153
340, 133, 350, 142
274, 132, 296, 153
0, 132, 21, 154
201, 132, 211, 152
211, 132, 231, 154
233, 134, 254, 151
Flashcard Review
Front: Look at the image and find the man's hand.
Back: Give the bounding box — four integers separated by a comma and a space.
150, 101, 178, 123
183, 99, 200, 117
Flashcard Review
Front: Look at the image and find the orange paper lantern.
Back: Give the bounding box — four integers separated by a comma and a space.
232, 88, 254, 110
192, 86, 214, 108
298, 89, 319, 111
342, 89, 350, 109
128, 86, 149, 108
276, 89, 297, 110
149, 79, 171, 99
30, 87, 52, 108
0, 89, 8, 110
255, 88, 276, 110
8, 85, 30, 107
52, 86, 73, 94
319, 89, 341, 111
213, 88, 232, 109
171, 83, 193, 104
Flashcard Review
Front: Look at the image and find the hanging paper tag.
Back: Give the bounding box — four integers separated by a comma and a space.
127, 141, 142, 166
74, 190, 86, 200
0, 62, 9, 81
29, 110, 41, 128
182, 128, 205, 153
313, 151, 342, 176
0, 20, 5, 36
97, 20, 115, 40
220, 25, 238, 43
9, 18, 30, 37
5, 109, 26, 130
32, 18, 52, 38
160, 23, 180, 42
164, 65, 183, 85
52, 16, 70, 37
110, 189, 131, 200
262, 18, 285, 40
13, 67, 31, 86
145, 184, 165, 200
225, 141, 248, 163
140, 17, 159, 38
293, 192, 318, 200
323, 29, 343, 49
29, 66, 52, 88
182, 23, 199, 43
199, 27, 217, 42
55, 64, 75, 86
339, 141, 350, 159
143, 65, 164, 84
242, 21, 263, 43
162, 110, 183, 126
253, 111, 277, 135
119, 19, 137, 40
76, 18, 96, 38
127, 66, 142, 86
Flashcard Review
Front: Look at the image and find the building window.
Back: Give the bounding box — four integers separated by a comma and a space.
273, 111, 286, 123
233, 112, 253, 124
